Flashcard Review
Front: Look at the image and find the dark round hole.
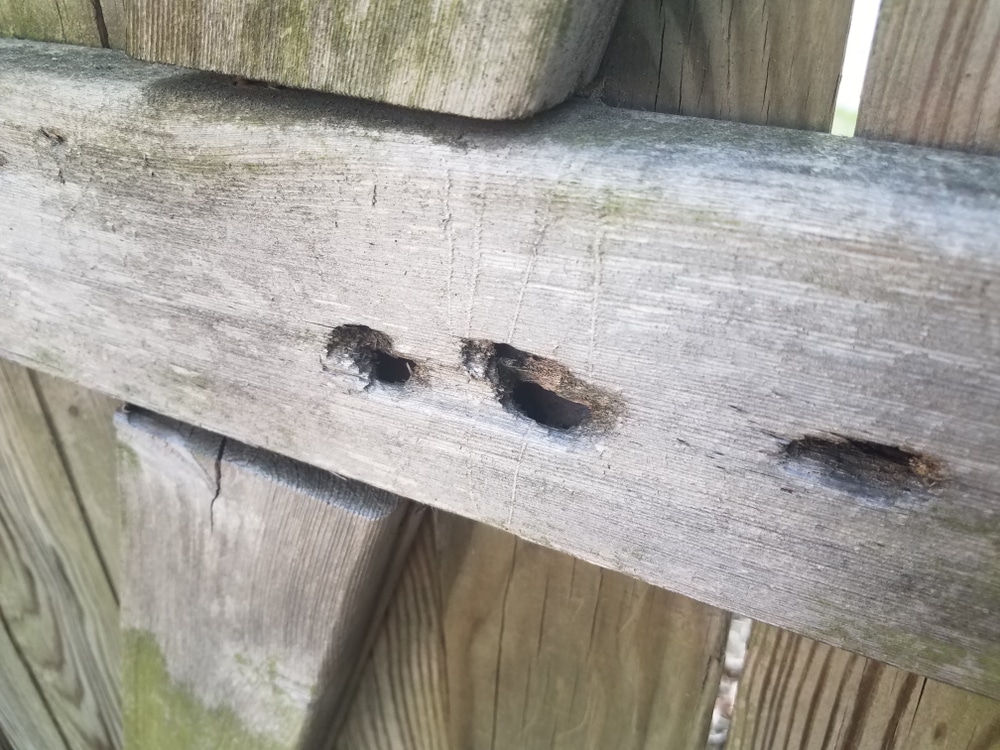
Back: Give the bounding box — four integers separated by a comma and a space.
372, 351, 414, 384
509, 381, 591, 430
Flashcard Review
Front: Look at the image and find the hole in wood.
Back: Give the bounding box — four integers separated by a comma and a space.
780, 435, 945, 506
324, 324, 416, 388
461, 340, 620, 431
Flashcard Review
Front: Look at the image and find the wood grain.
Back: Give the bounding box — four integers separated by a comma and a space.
0, 604, 69, 750
126, 0, 622, 119
857, 0, 1000, 154
596, 0, 853, 129
729, 9, 1000, 743
3, 39, 1000, 698
729, 624, 1000, 750
336, 512, 727, 750
0, 0, 103, 46
0, 359, 120, 750
30, 372, 121, 597
118, 408, 416, 750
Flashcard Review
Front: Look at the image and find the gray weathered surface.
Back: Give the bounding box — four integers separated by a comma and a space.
126, 0, 622, 119
118, 408, 416, 749
596, 0, 853, 130
2, 40, 1000, 698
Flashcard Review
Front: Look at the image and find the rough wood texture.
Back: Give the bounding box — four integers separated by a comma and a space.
0, 613, 68, 750
596, 0, 853, 129
3, 40, 1000, 698
118, 408, 416, 750
857, 0, 1000, 154
0, 0, 123, 48
0, 359, 120, 749
720, 13, 1000, 745
336, 512, 727, 750
30, 372, 121, 596
728, 625, 1000, 750
126, 0, 622, 119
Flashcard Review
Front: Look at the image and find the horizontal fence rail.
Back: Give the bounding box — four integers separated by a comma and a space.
2, 39, 1000, 700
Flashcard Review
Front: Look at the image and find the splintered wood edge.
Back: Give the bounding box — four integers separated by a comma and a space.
3, 39, 1000, 699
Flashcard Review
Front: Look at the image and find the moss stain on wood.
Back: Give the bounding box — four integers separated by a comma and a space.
125, 629, 286, 750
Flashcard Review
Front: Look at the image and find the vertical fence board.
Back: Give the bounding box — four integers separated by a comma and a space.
729, 625, 1000, 750
0, 359, 120, 750
118, 409, 417, 750
331, 514, 450, 750
125, 0, 622, 119
0, 598, 69, 750
856, 0, 1000, 154
597, 0, 854, 130
30, 373, 121, 596
0, 0, 111, 47
335, 512, 728, 750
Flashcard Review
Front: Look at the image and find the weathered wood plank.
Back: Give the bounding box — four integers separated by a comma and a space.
3, 39, 1000, 698
118, 408, 416, 750
0, 0, 122, 48
0, 600, 69, 750
125, 0, 622, 119
857, 0, 1000, 154
0, 358, 120, 749
596, 0, 853, 129
600, 11, 853, 746
336, 511, 727, 749
728, 624, 1000, 750
100, 0, 124, 49
30, 372, 121, 596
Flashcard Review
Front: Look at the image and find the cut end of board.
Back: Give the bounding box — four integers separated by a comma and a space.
125, 0, 625, 119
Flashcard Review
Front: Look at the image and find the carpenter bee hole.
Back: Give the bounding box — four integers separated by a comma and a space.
324, 324, 417, 388
461, 340, 620, 432
780, 434, 946, 506
509, 381, 592, 430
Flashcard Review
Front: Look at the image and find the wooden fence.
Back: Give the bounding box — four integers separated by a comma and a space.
1, 0, 999, 748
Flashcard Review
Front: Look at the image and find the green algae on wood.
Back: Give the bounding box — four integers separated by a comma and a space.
125, 629, 286, 750
117, 409, 414, 750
